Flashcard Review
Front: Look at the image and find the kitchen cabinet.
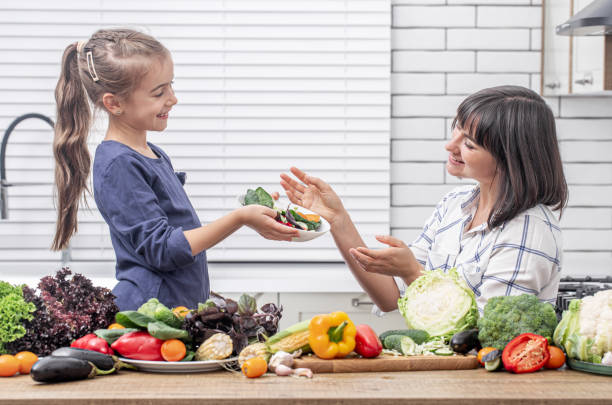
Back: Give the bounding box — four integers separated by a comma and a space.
542, 0, 572, 95
571, 0, 607, 94
542, 0, 612, 95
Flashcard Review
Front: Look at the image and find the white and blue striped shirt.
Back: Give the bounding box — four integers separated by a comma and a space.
380, 185, 562, 315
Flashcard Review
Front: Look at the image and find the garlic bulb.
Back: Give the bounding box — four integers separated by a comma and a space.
268, 351, 294, 372
274, 364, 294, 376
292, 368, 313, 378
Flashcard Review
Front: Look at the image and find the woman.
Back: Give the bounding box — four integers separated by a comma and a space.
281, 86, 568, 313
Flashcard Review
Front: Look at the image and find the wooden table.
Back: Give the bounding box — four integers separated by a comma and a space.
3, 368, 611, 404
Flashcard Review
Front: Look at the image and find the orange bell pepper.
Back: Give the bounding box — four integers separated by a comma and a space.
308, 311, 356, 359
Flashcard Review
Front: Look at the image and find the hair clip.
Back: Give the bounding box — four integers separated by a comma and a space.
85, 49, 100, 82
76, 40, 87, 54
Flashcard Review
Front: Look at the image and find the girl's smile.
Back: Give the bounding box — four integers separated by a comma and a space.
156, 110, 170, 119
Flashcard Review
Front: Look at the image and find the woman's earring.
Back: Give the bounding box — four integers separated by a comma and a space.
115, 111, 122, 116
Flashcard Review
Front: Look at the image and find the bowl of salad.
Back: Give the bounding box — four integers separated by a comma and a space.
238, 187, 330, 242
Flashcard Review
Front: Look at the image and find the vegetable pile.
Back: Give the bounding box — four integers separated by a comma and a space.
553, 289, 612, 364
2, 268, 118, 356
397, 268, 479, 341
243, 186, 322, 231
183, 292, 283, 357
477, 294, 558, 350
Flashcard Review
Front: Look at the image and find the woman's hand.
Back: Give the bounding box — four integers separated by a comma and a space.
280, 167, 346, 225
239, 205, 298, 241
348, 235, 422, 283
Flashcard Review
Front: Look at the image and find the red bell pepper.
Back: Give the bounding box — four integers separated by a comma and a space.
71, 333, 114, 355
110, 331, 164, 361
502, 333, 550, 374
354, 324, 382, 358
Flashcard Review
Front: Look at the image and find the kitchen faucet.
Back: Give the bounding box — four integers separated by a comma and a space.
0, 113, 70, 263
0, 113, 54, 219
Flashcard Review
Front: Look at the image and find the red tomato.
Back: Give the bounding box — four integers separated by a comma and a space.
545, 346, 566, 369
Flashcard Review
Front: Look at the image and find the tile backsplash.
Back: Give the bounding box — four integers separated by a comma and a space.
390, 0, 612, 277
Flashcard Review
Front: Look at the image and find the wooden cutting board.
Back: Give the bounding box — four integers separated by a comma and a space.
293, 353, 479, 373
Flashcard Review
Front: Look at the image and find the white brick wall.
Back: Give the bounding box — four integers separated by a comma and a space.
390, 1, 612, 277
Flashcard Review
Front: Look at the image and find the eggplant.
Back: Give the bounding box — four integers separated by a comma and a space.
51, 347, 115, 371
30, 356, 115, 383
450, 329, 481, 354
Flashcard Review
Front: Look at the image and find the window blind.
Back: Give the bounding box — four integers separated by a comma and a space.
0, 0, 390, 273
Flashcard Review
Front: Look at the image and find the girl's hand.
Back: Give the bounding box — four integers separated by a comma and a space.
280, 167, 346, 225
240, 205, 299, 241
348, 235, 420, 282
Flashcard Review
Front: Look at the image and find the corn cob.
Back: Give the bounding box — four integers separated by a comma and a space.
195, 333, 233, 360
238, 342, 270, 366
265, 319, 311, 354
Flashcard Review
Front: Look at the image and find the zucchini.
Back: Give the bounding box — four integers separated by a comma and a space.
379, 329, 430, 345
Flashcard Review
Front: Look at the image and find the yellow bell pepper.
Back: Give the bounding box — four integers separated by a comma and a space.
308, 311, 356, 359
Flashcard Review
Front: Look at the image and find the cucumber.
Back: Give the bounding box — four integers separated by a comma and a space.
484, 358, 501, 371
379, 329, 430, 345
433, 347, 454, 356
482, 349, 502, 371
383, 335, 417, 355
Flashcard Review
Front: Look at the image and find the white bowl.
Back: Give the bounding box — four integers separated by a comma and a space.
237, 194, 330, 242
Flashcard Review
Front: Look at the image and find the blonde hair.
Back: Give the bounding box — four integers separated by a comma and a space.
52, 28, 169, 251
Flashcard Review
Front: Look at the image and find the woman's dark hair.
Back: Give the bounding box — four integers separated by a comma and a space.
451, 85, 568, 229
52, 29, 169, 251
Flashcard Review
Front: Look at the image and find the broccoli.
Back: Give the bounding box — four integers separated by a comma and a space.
477, 294, 558, 350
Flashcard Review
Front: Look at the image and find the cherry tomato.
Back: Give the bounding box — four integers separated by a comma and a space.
0, 355, 19, 377
241, 357, 267, 378
14, 351, 38, 374
172, 306, 190, 319
161, 339, 186, 362
477, 347, 497, 366
545, 346, 566, 369
108, 323, 125, 330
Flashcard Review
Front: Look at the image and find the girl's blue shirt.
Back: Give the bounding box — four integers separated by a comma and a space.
93, 140, 209, 311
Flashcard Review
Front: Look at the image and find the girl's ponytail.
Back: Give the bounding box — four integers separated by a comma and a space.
51, 42, 92, 251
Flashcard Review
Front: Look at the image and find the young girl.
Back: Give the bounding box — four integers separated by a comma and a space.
52, 29, 298, 311
281, 85, 568, 313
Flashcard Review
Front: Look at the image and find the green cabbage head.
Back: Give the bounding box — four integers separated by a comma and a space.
553, 289, 612, 363
397, 268, 479, 341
